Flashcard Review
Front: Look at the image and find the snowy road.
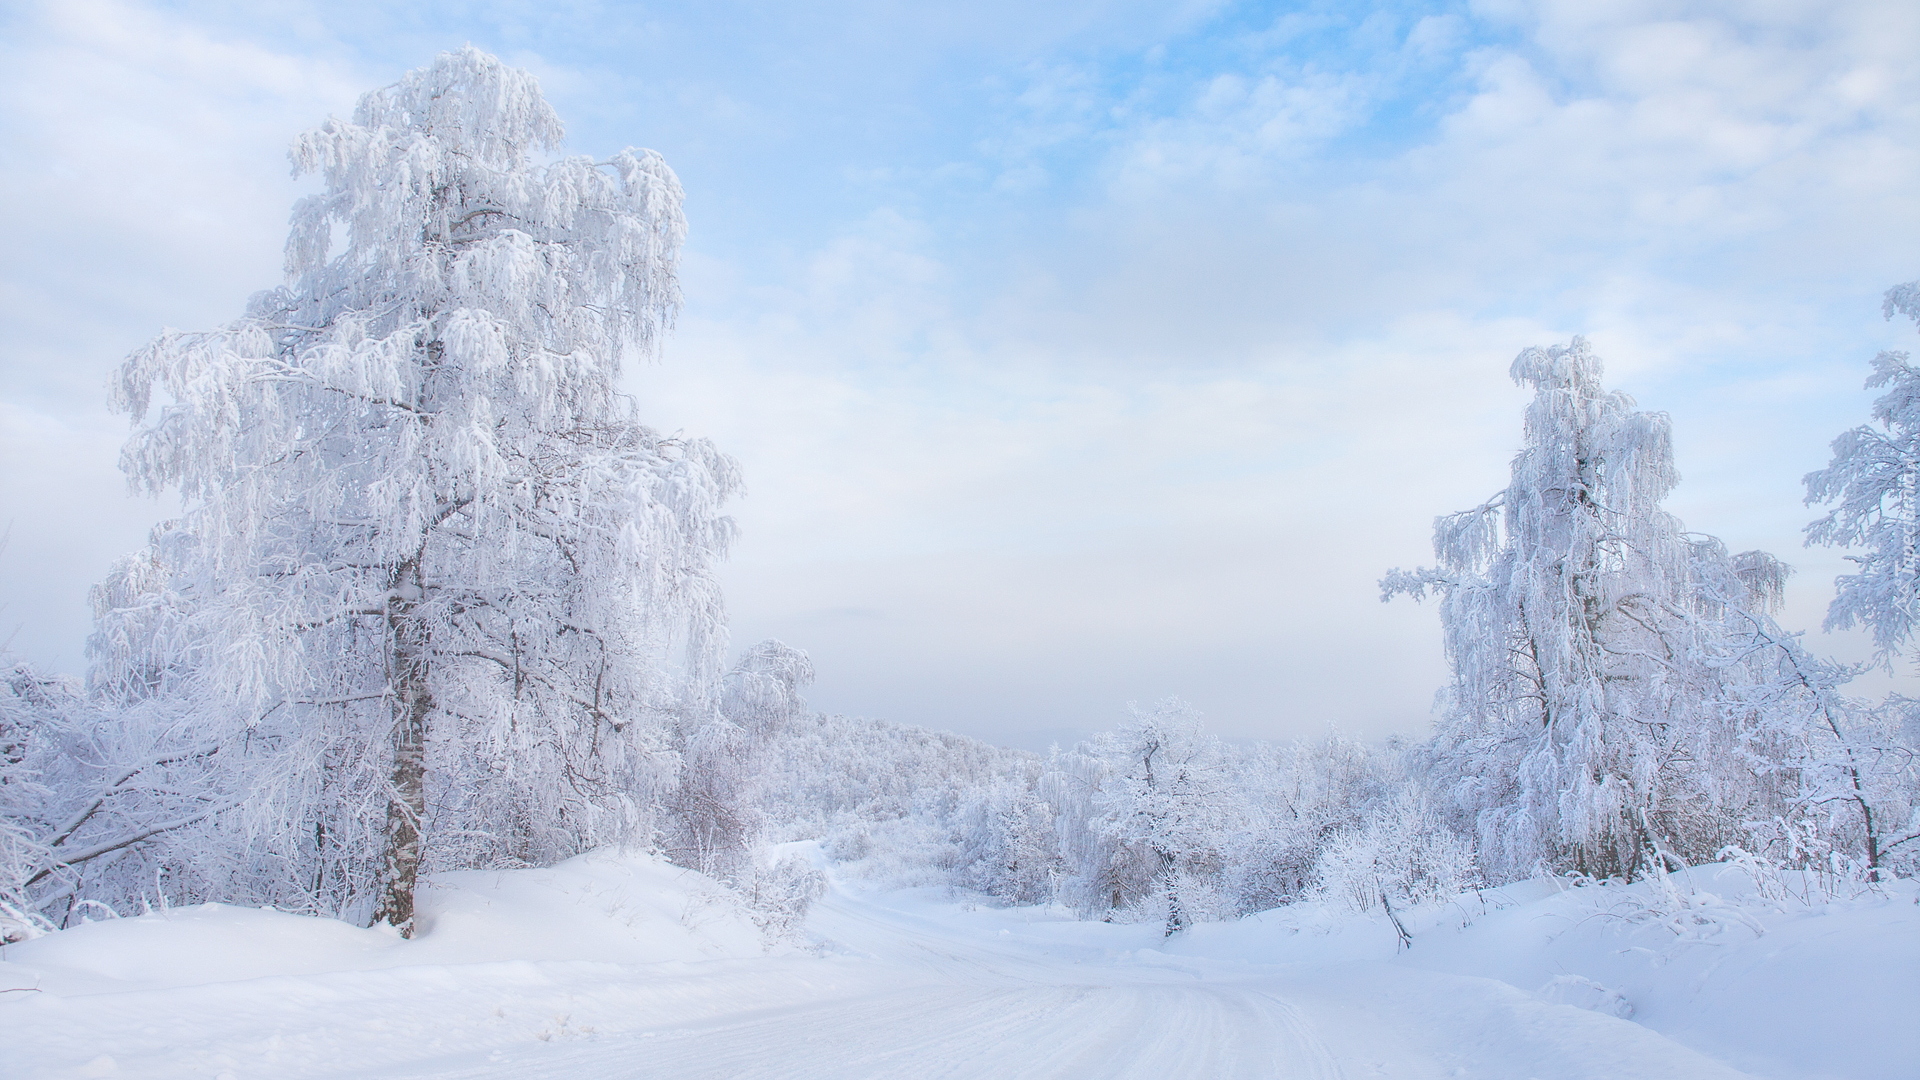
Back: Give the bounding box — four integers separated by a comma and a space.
8, 870, 1761, 1080
336, 887, 1746, 1080
395, 891, 1348, 1080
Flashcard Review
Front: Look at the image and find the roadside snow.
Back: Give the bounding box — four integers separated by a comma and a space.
1401, 869, 1920, 1080
1147, 865, 1920, 1080
2, 850, 769, 997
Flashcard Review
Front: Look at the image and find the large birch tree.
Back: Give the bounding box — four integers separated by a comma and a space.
97, 48, 737, 933
1384, 339, 1816, 881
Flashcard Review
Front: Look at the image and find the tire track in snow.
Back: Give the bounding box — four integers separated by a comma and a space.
367, 888, 1347, 1080
382, 981, 1344, 1080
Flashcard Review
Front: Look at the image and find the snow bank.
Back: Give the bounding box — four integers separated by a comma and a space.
1155, 866, 1920, 1080
0, 849, 770, 997
823, 864, 1916, 1079
1400, 870, 1920, 1080
407, 850, 768, 966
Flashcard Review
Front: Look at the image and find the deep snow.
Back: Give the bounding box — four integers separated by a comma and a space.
4, 850, 1913, 1079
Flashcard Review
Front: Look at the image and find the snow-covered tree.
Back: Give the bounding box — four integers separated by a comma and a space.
0, 663, 233, 938
1, 666, 83, 940
1384, 339, 1808, 882
954, 775, 1065, 904
664, 640, 815, 882
1081, 699, 1234, 935
96, 48, 737, 933
1805, 285, 1920, 667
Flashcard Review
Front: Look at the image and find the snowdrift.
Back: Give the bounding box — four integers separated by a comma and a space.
1393, 869, 1920, 1080
0, 849, 771, 997
943, 863, 1920, 1080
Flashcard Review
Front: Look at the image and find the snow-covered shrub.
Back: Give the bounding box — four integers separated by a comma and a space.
1104, 868, 1237, 927
1570, 845, 1903, 966
666, 641, 816, 884
828, 814, 970, 890
742, 852, 828, 942
1222, 734, 1404, 913
1588, 859, 1775, 951
1, 663, 243, 933
954, 778, 1065, 904
0, 667, 59, 941
1312, 792, 1478, 918
820, 817, 873, 863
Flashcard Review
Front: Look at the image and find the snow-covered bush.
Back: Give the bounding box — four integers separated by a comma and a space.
953, 777, 1066, 905
0, 666, 59, 941
1222, 733, 1404, 913
665, 640, 816, 883
1312, 791, 1478, 919
742, 851, 828, 942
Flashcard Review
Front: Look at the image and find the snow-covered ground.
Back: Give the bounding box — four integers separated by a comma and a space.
5, 850, 1913, 1079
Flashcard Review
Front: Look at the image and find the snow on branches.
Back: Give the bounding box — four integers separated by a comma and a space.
1081, 699, 1232, 936
93, 48, 737, 932
1805, 293, 1920, 666
0, 665, 234, 939
1384, 338, 1889, 882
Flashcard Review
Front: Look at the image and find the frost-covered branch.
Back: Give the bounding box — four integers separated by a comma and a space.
78, 48, 737, 933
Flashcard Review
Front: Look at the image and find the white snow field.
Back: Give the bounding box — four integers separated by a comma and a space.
4, 850, 1914, 1080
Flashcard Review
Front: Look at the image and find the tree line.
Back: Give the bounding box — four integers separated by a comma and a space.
750, 335, 1920, 936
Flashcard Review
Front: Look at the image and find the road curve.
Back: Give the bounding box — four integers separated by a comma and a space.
371, 882, 1751, 1080
391, 886, 1346, 1080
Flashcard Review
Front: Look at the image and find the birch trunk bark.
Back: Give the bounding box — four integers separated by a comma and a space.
372, 564, 432, 936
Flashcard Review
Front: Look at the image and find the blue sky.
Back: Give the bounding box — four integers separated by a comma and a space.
4, 0, 1919, 747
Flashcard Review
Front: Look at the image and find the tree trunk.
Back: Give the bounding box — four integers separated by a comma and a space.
372, 570, 432, 936
1158, 850, 1186, 938
1380, 890, 1413, 950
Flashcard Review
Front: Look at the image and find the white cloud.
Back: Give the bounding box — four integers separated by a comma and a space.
0, 0, 367, 396
638, 0, 1920, 742
0, 0, 366, 670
